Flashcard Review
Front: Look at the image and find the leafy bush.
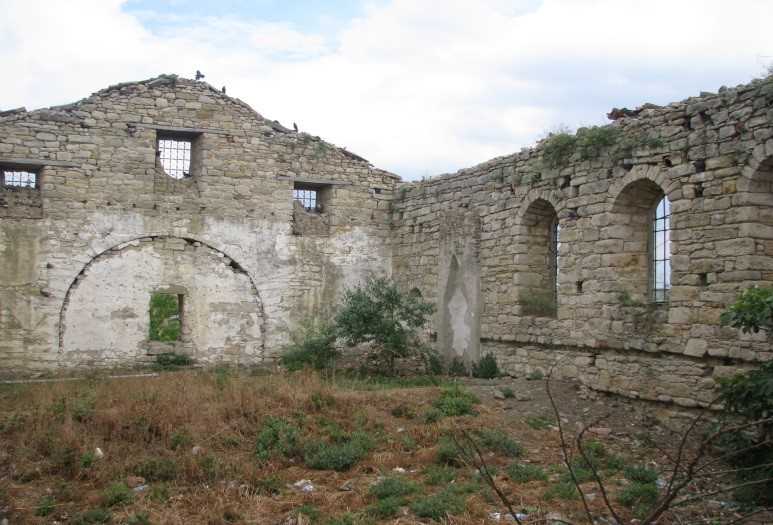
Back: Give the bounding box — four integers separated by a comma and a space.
717, 287, 773, 504
335, 277, 435, 375
170, 429, 193, 450
543, 481, 580, 501
72, 508, 112, 524
506, 462, 547, 483
303, 431, 374, 471
436, 436, 467, 466
369, 475, 418, 499
35, 495, 56, 517
255, 417, 302, 461
471, 354, 500, 379
624, 464, 659, 484
366, 497, 403, 519
720, 286, 773, 333
447, 357, 468, 377
617, 482, 658, 516
542, 132, 578, 168
410, 488, 466, 520
423, 464, 457, 485
280, 319, 338, 371
576, 126, 621, 160
431, 385, 479, 417
501, 387, 515, 399
475, 429, 522, 457
136, 457, 178, 481
525, 415, 553, 429
102, 482, 133, 507
127, 513, 151, 525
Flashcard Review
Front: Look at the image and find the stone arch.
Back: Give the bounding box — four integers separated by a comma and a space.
58, 235, 265, 367
514, 188, 565, 224
514, 197, 561, 317
607, 164, 676, 208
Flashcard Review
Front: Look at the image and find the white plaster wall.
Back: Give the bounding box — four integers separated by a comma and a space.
60, 239, 263, 366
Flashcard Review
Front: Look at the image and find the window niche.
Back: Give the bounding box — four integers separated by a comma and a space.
149, 292, 184, 342
156, 131, 202, 179
517, 199, 560, 318
291, 181, 331, 236
610, 179, 671, 305
2, 168, 38, 189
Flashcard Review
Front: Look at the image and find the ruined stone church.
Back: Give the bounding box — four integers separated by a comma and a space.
1, 74, 771, 407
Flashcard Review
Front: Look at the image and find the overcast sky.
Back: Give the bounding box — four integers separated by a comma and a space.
1, 0, 772, 179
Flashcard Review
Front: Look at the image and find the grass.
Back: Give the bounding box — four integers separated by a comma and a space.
0, 368, 702, 524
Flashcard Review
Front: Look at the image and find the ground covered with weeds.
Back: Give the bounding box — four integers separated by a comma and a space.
0, 369, 765, 524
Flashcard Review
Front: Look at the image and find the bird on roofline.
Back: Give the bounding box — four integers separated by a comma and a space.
195, 70, 205, 81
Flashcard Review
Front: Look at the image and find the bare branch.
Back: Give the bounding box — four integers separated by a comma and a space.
545, 369, 596, 525
450, 429, 524, 525
575, 419, 624, 525
672, 477, 773, 507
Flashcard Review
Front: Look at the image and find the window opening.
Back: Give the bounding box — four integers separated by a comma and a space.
149, 293, 183, 342
652, 196, 671, 303
157, 137, 192, 179
293, 188, 318, 211
2, 169, 37, 188
549, 219, 561, 304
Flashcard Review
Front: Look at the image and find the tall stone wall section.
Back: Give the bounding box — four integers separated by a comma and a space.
0, 75, 397, 375
392, 77, 773, 407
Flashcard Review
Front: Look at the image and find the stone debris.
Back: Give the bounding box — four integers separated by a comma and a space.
291, 479, 315, 493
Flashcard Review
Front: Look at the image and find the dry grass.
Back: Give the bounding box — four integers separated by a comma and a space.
0, 369, 736, 524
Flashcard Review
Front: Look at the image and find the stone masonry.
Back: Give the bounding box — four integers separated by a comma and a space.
2, 73, 772, 407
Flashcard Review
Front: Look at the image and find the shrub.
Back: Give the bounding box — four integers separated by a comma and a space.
617, 482, 658, 516
136, 457, 178, 481
720, 286, 773, 333
170, 429, 193, 450
102, 482, 133, 507
80, 451, 96, 469
35, 495, 56, 517
471, 354, 499, 379
506, 462, 547, 483
72, 508, 112, 525
410, 488, 466, 520
369, 476, 418, 499
335, 277, 435, 375
255, 416, 302, 461
624, 464, 659, 484
366, 496, 404, 519
423, 464, 456, 485
543, 481, 579, 501
475, 429, 523, 458
280, 319, 338, 371
448, 357, 468, 377
576, 126, 621, 160
303, 431, 374, 471
525, 415, 553, 430
542, 132, 578, 168
501, 387, 515, 399
431, 385, 479, 417
717, 287, 773, 504
127, 513, 151, 525
295, 504, 322, 523
436, 436, 467, 466
525, 370, 544, 381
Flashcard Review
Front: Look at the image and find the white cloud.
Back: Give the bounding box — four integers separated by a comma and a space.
1, 0, 772, 179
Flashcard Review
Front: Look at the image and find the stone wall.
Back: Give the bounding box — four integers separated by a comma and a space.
2, 72, 772, 408
0, 75, 397, 375
391, 76, 773, 407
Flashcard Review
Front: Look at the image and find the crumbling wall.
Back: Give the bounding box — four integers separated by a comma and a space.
0, 75, 397, 375
392, 76, 773, 407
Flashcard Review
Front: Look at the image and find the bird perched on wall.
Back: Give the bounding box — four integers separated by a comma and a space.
221, 86, 226, 94
293, 122, 298, 132
195, 70, 205, 80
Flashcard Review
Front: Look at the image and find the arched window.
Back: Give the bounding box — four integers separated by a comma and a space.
652, 196, 671, 302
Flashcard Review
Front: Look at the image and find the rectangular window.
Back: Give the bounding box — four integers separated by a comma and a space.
157, 134, 193, 179
2, 169, 37, 188
652, 196, 671, 303
293, 188, 319, 211
149, 293, 183, 342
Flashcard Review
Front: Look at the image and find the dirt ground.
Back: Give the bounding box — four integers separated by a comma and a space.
0, 369, 769, 525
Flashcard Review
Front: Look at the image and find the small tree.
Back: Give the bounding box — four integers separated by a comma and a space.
718, 286, 773, 505
335, 277, 435, 375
